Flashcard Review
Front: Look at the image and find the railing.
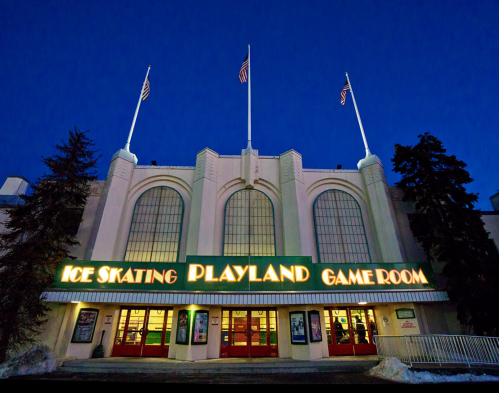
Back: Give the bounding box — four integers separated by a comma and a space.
375, 335, 499, 367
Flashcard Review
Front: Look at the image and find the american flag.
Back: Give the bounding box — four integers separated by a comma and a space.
239, 54, 248, 83
340, 79, 349, 105
142, 76, 150, 100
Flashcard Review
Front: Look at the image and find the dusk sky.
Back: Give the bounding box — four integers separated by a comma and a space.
1, 0, 498, 210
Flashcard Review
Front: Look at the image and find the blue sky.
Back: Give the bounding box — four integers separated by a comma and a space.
1, 0, 498, 210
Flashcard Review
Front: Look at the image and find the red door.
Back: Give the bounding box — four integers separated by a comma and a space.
325, 307, 377, 356
112, 307, 173, 357
220, 308, 278, 357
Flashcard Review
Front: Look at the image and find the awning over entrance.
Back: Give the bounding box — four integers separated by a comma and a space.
41, 290, 449, 304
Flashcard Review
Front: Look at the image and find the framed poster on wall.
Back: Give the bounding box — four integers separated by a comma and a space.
176, 310, 191, 345
71, 308, 99, 343
308, 311, 322, 342
289, 311, 307, 345
191, 310, 209, 345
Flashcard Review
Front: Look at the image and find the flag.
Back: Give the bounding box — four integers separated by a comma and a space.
340, 79, 349, 105
239, 54, 248, 83
142, 76, 150, 100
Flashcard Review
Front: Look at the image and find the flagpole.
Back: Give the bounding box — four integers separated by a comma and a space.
125, 65, 151, 152
247, 44, 251, 150
345, 72, 371, 157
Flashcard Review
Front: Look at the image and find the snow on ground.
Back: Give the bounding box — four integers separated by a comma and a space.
369, 357, 499, 384
0, 345, 57, 379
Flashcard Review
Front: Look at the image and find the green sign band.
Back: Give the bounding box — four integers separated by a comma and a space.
52, 256, 436, 292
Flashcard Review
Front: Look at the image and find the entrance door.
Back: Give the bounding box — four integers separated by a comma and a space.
220, 308, 278, 357
112, 307, 173, 357
325, 307, 377, 356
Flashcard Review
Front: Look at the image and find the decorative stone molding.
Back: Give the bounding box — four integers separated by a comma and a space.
89, 181, 104, 195
194, 148, 219, 183
363, 162, 387, 186
279, 150, 304, 184
107, 158, 134, 182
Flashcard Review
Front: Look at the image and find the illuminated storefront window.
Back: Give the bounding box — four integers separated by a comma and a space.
124, 187, 184, 262
223, 189, 276, 256
314, 190, 371, 263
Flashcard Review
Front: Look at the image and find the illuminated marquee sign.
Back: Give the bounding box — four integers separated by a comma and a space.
53, 257, 436, 291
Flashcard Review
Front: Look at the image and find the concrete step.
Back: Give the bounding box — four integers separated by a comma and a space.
58, 357, 380, 375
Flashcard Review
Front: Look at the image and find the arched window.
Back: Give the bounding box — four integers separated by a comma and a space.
223, 189, 276, 256
314, 189, 371, 263
124, 187, 184, 262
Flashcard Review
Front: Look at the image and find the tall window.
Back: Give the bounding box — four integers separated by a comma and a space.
314, 190, 371, 263
223, 189, 276, 256
124, 187, 184, 262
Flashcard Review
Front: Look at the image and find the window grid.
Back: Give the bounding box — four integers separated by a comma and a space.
124, 187, 183, 262
314, 190, 371, 263
223, 189, 276, 256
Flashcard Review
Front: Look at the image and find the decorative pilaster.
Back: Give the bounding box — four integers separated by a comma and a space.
241, 146, 259, 188
279, 150, 309, 256
358, 154, 406, 262
186, 148, 219, 256
87, 149, 137, 261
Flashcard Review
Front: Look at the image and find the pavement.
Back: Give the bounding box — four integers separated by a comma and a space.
5, 355, 499, 386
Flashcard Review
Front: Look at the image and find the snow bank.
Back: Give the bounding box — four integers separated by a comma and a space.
369, 357, 499, 384
0, 345, 57, 379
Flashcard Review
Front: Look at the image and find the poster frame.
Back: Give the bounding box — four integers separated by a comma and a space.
71, 308, 99, 343
307, 310, 323, 342
175, 309, 191, 345
191, 310, 209, 345
289, 311, 308, 345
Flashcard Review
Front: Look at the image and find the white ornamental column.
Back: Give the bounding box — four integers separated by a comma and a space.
88, 149, 137, 261
358, 154, 406, 262
279, 150, 310, 257
186, 148, 219, 256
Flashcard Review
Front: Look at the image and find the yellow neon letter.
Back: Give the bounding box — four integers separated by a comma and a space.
321, 269, 335, 286
133, 269, 146, 283
97, 266, 110, 283
109, 268, 123, 283
295, 266, 310, 282
164, 269, 178, 284
362, 270, 375, 284
188, 264, 205, 281
280, 265, 295, 282
81, 267, 95, 283
411, 269, 429, 284
205, 266, 218, 282
375, 269, 390, 284
348, 269, 364, 285
69, 267, 83, 282
61, 266, 73, 282
249, 266, 262, 282
335, 269, 349, 285
263, 265, 280, 282
219, 265, 236, 281
233, 266, 249, 281
389, 270, 402, 284
400, 269, 412, 284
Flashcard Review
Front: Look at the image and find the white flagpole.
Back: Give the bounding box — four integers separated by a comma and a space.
247, 44, 251, 150
125, 65, 151, 152
345, 72, 371, 157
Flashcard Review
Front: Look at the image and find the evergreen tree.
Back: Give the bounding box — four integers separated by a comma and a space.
0, 127, 99, 363
392, 132, 499, 336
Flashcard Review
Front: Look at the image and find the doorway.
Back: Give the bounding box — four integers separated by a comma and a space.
220, 308, 278, 357
112, 307, 173, 357
325, 307, 377, 356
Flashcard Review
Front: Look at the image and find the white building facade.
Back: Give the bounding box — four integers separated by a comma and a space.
2, 144, 498, 362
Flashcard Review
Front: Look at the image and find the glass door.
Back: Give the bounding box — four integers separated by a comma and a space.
220, 308, 278, 357
112, 307, 173, 357
325, 307, 378, 356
